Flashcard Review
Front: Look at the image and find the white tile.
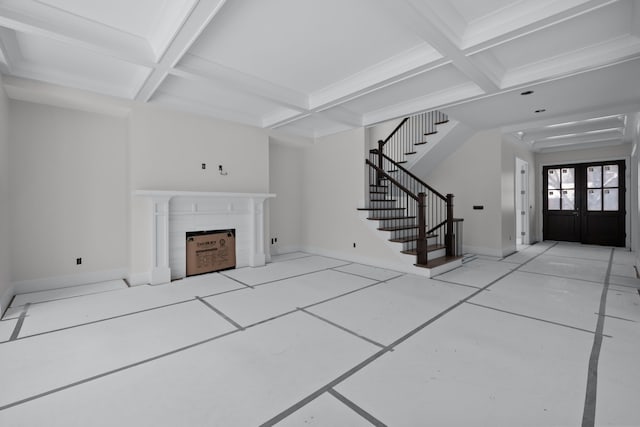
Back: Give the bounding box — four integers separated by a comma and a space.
336, 304, 593, 427
222, 255, 348, 286
15, 274, 243, 337
271, 252, 312, 262
0, 318, 17, 342
333, 263, 402, 281
613, 249, 637, 266
598, 317, 640, 426
0, 301, 234, 408
0, 312, 378, 427
610, 263, 636, 278
609, 274, 640, 288
308, 275, 475, 345
501, 250, 540, 265
605, 287, 640, 323
434, 259, 515, 287
278, 393, 372, 427
11, 280, 128, 307
520, 255, 608, 283
204, 269, 374, 327
470, 271, 602, 331
545, 243, 612, 262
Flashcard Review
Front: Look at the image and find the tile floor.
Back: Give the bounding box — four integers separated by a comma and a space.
0, 242, 639, 426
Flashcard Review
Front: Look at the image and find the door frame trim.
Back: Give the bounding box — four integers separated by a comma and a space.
537, 156, 630, 248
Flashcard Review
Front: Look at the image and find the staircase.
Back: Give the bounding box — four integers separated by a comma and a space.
359, 110, 463, 275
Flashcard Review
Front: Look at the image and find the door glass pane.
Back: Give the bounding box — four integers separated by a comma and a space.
548, 191, 560, 210
561, 168, 575, 189
587, 166, 602, 188
603, 165, 619, 187
562, 190, 575, 210
548, 169, 560, 189
588, 189, 602, 211
604, 189, 619, 211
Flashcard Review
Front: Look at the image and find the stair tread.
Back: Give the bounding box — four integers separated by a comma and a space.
405, 151, 417, 155
401, 244, 446, 255
415, 255, 462, 269
424, 130, 437, 136
378, 225, 418, 231
435, 119, 449, 125
389, 234, 438, 243
367, 215, 416, 221
357, 207, 405, 211
414, 141, 428, 146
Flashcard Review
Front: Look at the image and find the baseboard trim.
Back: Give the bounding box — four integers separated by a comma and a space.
127, 272, 150, 287
0, 283, 15, 317
12, 268, 128, 295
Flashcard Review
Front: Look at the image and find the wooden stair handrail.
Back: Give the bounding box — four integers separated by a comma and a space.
373, 149, 447, 201
381, 117, 409, 146
365, 159, 419, 202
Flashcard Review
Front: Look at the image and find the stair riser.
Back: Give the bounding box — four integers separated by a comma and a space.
366, 201, 397, 209
369, 193, 389, 201
377, 218, 416, 228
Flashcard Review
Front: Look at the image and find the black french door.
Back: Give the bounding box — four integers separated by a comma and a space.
543, 160, 625, 247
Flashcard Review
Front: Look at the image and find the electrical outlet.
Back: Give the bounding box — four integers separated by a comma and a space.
76, 258, 82, 265
201, 163, 206, 170
353, 243, 356, 248
275, 237, 277, 243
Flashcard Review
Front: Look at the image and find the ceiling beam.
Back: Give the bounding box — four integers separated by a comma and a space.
135, 0, 228, 102
173, 55, 309, 111
317, 106, 363, 128
377, 0, 500, 93
0, 27, 20, 74
0, 3, 154, 66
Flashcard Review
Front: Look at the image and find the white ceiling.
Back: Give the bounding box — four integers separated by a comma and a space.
0, 0, 639, 150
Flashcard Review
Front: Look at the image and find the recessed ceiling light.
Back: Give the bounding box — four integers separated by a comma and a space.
520, 90, 534, 95
535, 109, 546, 113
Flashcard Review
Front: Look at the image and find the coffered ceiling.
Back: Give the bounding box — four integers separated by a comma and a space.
0, 0, 639, 149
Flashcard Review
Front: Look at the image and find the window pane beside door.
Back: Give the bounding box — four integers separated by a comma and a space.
587, 166, 602, 188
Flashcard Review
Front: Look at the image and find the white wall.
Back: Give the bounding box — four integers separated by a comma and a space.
269, 139, 304, 254
423, 130, 504, 256
301, 128, 408, 268
9, 100, 129, 291
128, 105, 271, 281
0, 74, 11, 313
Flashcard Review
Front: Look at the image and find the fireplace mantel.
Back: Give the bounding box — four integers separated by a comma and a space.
135, 190, 275, 284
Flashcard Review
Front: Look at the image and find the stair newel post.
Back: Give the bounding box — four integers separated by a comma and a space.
377, 140, 384, 186
445, 193, 454, 256
417, 192, 427, 265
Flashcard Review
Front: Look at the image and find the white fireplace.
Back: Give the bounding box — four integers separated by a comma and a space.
135, 190, 275, 284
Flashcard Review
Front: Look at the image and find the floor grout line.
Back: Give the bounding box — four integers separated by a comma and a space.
0, 328, 241, 412
330, 267, 402, 282
9, 303, 30, 341
465, 301, 610, 337
582, 248, 615, 427
517, 269, 606, 286
298, 308, 388, 350
328, 388, 388, 427
596, 313, 636, 323
8, 287, 131, 310
218, 272, 254, 289
429, 277, 485, 290
260, 243, 559, 426
251, 264, 353, 288
195, 297, 244, 331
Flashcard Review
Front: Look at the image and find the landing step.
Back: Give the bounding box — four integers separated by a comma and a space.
389, 234, 437, 243
415, 255, 462, 270
401, 244, 445, 255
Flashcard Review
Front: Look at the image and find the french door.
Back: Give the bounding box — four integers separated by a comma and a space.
543, 161, 625, 247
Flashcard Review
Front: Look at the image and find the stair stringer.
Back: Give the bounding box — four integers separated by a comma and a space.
357, 210, 461, 278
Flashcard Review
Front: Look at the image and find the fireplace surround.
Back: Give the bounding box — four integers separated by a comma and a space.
135, 190, 275, 284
